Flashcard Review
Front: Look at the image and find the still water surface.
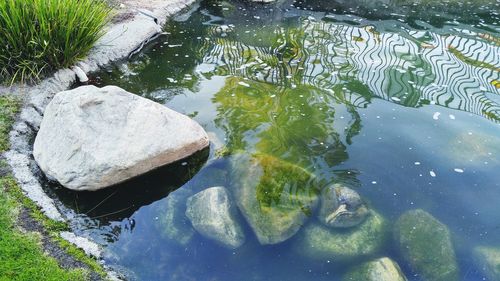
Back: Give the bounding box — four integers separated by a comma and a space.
53, 0, 500, 279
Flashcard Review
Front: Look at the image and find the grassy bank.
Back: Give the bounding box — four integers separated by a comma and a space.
0, 0, 111, 83
0, 96, 103, 280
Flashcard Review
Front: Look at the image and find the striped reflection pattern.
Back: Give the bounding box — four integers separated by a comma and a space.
201, 18, 500, 121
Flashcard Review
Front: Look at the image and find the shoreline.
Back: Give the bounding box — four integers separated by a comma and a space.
0, 0, 196, 278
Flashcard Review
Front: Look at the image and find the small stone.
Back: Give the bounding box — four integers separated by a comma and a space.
343, 257, 408, 281
318, 184, 370, 228
186, 186, 245, 249
394, 209, 459, 281
72, 66, 89, 83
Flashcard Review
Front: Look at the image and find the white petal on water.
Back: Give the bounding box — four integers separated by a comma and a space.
449, 114, 456, 120
414, 162, 421, 165
433, 112, 441, 120
454, 168, 464, 173
238, 81, 250, 87
391, 97, 401, 102
371, 181, 377, 184
430, 170, 436, 177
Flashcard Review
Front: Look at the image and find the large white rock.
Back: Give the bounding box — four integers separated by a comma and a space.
33, 85, 209, 191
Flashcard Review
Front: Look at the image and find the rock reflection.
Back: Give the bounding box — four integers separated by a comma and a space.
49, 147, 209, 226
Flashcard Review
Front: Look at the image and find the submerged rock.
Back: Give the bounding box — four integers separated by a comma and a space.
296, 211, 387, 261
248, 0, 276, 3
33, 85, 209, 191
394, 209, 459, 281
318, 184, 370, 228
473, 246, 500, 281
186, 186, 245, 249
343, 257, 408, 281
231, 153, 319, 245
156, 189, 195, 246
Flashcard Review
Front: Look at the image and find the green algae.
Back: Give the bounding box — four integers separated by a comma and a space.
231, 153, 319, 244
296, 211, 387, 261
343, 257, 408, 281
394, 209, 459, 281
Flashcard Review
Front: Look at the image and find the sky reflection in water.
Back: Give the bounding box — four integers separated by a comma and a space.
54, 0, 500, 280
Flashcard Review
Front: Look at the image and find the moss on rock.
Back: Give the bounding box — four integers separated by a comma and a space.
231, 153, 319, 245
296, 211, 387, 261
473, 246, 500, 281
155, 189, 195, 246
342, 257, 408, 281
394, 209, 459, 281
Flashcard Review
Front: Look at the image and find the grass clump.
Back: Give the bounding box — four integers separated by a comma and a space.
0, 0, 111, 83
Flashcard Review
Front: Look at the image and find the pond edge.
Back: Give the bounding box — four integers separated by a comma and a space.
0, 0, 196, 279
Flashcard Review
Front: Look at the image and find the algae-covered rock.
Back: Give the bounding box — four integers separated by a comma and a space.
156, 189, 195, 246
318, 184, 370, 228
231, 153, 319, 245
473, 246, 500, 281
219, 1, 236, 17
186, 186, 245, 249
343, 257, 408, 281
394, 209, 459, 281
296, 211, 387, 260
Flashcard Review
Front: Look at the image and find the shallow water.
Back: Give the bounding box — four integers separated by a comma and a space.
56, 0, 500, 280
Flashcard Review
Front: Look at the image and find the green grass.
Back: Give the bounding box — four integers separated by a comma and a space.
0, 0, 111, 83
0, 177, 88, 281
0, 96, 21, 151
0, 95, 104, 280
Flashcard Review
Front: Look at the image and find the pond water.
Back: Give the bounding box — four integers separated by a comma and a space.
55, 0, 500, 280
